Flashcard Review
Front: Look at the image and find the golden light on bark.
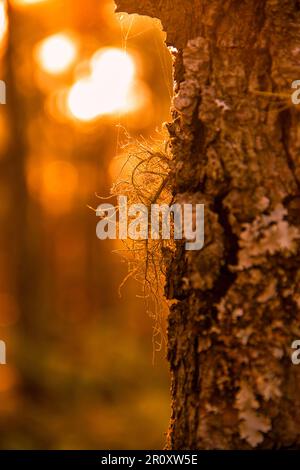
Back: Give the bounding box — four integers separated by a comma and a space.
35, 33, 77, 75
67, 48, 138, 121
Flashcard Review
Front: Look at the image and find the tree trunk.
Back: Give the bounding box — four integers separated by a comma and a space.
115, 0, 300, 449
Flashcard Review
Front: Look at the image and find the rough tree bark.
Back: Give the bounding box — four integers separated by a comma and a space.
115, 0, 300, 449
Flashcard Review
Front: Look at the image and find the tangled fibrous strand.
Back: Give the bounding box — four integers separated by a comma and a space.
250, 89, 300, 113
111, 129, 174, 357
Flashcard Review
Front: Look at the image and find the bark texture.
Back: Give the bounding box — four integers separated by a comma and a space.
115, 0, 300, 449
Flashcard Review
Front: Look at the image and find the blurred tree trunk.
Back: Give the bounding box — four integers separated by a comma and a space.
115, 0, 300, 449
5, 4, 33, 332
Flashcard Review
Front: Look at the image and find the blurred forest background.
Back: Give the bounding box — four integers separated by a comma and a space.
0, 0, 173, 449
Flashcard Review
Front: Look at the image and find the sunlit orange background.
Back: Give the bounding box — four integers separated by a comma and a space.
0, 0, 173, 449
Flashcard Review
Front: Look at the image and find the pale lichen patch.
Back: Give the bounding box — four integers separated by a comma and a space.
235, 382, 271, 447
235, 205, 300, 270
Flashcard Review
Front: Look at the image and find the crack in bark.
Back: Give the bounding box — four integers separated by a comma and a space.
211, 191, 238, 302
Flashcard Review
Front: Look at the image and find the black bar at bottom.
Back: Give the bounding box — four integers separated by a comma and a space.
0, 450, 298, 467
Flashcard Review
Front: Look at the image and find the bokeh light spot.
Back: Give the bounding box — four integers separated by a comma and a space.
67, 48, 138, 121
36, 33, 77, 75
0, 0, 7, 45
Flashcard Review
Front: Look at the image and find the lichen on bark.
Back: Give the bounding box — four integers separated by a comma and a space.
115, 0, 300, 449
